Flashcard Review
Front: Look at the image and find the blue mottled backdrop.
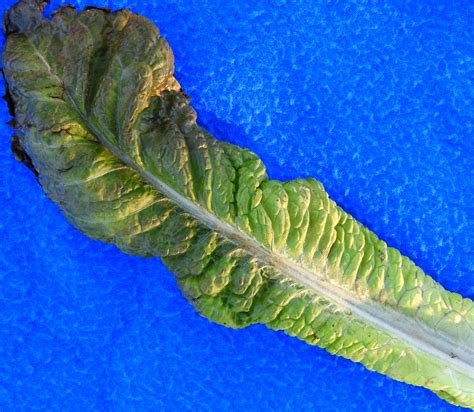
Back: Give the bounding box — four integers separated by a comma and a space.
0, 0, 473, 410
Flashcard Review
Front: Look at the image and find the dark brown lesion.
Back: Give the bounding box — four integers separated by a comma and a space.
2, 69, 15, 118
84, 6, 112, 13
11, 135, 39, 179
3, 68, 39, 179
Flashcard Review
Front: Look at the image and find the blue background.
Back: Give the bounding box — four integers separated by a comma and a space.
0, 0, 473, 410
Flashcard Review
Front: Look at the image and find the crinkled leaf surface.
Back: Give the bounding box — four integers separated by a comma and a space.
2, 0, 474, 408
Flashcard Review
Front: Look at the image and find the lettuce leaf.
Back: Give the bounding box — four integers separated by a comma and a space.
2, 0, 474, 407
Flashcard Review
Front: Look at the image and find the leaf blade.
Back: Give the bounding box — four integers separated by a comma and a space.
3, 1, 474, 408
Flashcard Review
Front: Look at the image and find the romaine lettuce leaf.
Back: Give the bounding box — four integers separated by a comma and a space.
3, 0, 474, 407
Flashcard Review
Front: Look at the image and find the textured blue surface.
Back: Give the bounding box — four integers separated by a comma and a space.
0, 0, 473, 410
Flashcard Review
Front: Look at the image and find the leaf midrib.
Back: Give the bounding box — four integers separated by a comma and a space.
28, 36, 474, 381
79, 98, 474, 378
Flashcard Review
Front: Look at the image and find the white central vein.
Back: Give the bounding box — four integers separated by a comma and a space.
81, 108, 474, 382
28, 38, 474, 382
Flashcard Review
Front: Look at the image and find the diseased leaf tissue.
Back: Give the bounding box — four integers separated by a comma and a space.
2, 0, 473, 407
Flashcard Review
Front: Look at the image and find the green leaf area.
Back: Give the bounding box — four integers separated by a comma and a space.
3, 0, 473, 407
